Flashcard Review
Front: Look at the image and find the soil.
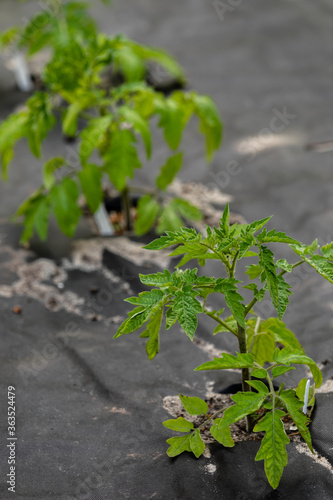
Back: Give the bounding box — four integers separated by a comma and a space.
163, 392, 303, 445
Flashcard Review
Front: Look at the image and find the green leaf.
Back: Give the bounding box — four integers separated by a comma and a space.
321, 243, 333, 260
214, 278, 245, 328
114, 306, 150, 338
134, 195, 160, 235
163, 417, 194, 432
0, 112, 28, 179
219, 203, 230, 237
220, 389, 268, 427
43, 157, 65, 190
243, 283, 265, 302
259, 246, 279, 312
156, 152, 183, 190
272, 366, 295, 378
119, 106, 151, 158
79, 116, 113, 164
16, 193, 50, 244
257, 228, 299, 245
103, 128, 141, 191
179, 394, 208, 415
210, 420, 234, 447
78, 163, 103, 213
276, 274, 293, 320
276, 259, 293, 273
156, 96, 188, 150
128, 41, 185, 81
157, 204, 183, 234
279, 389, 313, 452
143, 227, 199, 250
195, 352, 254, 371
63, 100, 89, 137
264, 318, 302, 350
273, 347, 322, 388
125, 289, 165, 307
170, 198, 202, 222
247, 329, 275, 366
245, 264, 263, 280
244, 216, 272, 235
305, 255, 333, 284
165, 306, 178, 330
142, 307, 163, 360
190, 428, 205, 458
139, 270, 172, 287
192, 94, 223, 160
113, 45, 145, 82
166, 434, 192, 457
251, 368, 268, 379
254, 409, 289, 489
213, 315, 237, 334
246, 380, 269, 394
50, 178, 81, 237
173, 285, 202, 340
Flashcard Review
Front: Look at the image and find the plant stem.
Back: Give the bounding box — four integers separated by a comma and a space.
121, 186, 132, 231
204, 310, 238, 337
237, 322, 255, 432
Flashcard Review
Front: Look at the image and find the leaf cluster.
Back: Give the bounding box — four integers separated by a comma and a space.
0, 2, 223, 242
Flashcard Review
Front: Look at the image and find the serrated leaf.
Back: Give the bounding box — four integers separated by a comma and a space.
190, 428, 205, 458
259, 246, 279, 311
179, 394, 208, 415
276, 274, 292, 320
213, 315, 237, 334
156, 152, 183, 191
210, 420, 234, 447
78, 163, 103, 213
50, 178, 81, 237
165, 306, 178, 330
43, 157, 65, 190
271, 366, 295, 379
139, 270, 172, 287
220, 390, 268, 427
251, 368, 268, 379
16, 193, 50, 244
119, 106, 151, 158
114, 307, 150, 338
79, 115, 113, 164
246, 380, 269, 394
166, 434, 192, 457
214, 278, 245, 328
243, 283, 265, 302
321, 243, 333, 260
113, 45, 145, 82
103, 128, 141, 191
244, 216, 272, 235
273, 347, 322, 388
134, 195, 160, 235
254, 409, 289, 489
173, 285, 202, 340
63, 100, 89, 137
170, 198, 202, 222
276, 259, 293, 273
163, 417, 194, 432
143, 227, 199, 250
195, 352, 254, 371
125, 289, 165, 307
304, 255, 333, 284
192, 94, 223, 160
219, 203, 230, 237
142, 307, 163, 360
279, 389, 313, 451
257, 228, 299, 245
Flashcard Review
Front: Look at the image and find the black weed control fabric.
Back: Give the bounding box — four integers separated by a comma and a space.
1, 0, 333, 498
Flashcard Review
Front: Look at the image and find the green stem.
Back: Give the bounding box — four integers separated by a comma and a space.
200, 242, 231, 274
204, 310, 238, 337
121, 186, 132, 231
230, 250, 239, 277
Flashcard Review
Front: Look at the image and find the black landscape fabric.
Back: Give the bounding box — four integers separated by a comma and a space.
0, 0, 333, 499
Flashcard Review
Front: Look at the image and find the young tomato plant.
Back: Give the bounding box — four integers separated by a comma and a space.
0, 2, 222, 242
114, 204, 333, 489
